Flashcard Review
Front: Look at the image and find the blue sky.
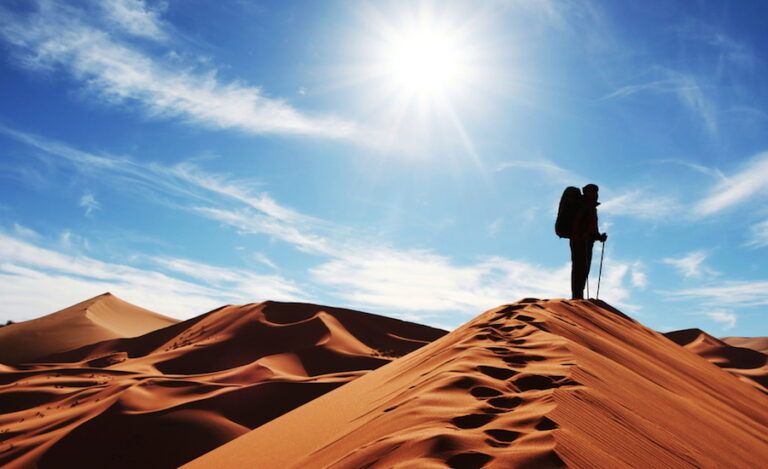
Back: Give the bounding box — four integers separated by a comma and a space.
1, 0, 767, 335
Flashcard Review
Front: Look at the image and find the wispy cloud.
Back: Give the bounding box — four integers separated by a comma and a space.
253, 252, 278, 270
0, 0, 355, 138
196, 207, 333, 256
601, 79, 678, 101
0, 125, 312, 228
694, 152, 768, 216
630, 262, 647, 289
494, 159, 583, 185
150, 256, 304, 301
673, 19, 756, 76
667, 280, 768, 307
0, 231, 305, 322
79, 192, 100, 216
662, 251, 717, 279
12, 223, 40, 239
1, 125, 336, 256
101, 0, 167, 41
651, 159, 727, 181
600, 190, 681, 221
602, 70, 718, 136
705, 310, 737, 330
488, 218, 503, 237
746, 220, 768, 249
59, 230, 90, 251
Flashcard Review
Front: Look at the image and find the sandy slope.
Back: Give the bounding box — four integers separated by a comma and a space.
665, 328, 768, 394
0, 293, 178, 365
0, 301, 445, 468
187, 299, 768, 469
722, 336, 768, 355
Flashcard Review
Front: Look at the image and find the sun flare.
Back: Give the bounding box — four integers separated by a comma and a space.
383, 25, 466, 96
367, 6, 480, 103
356, 3, 490, 159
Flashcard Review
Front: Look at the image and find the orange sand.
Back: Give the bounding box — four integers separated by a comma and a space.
0, 293, 177, 365
722, 336, 768, 355
187, 299, 768, 468
665, 328, 767, 394
0, 301, 444, 468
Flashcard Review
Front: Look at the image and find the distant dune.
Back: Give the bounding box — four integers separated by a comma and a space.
0, 300, 445, 468
0, 293, 178, 365
665, 328, 768, 394
187, 299, 768, 468
722, 336, 768, 355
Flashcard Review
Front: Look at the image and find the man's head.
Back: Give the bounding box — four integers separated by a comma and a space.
582, 183, 599, 203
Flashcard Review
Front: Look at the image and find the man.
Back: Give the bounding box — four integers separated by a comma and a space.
570, 184, 607, 299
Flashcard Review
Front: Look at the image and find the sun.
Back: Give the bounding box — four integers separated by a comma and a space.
382, 24, 466, 96
369, 8, 477, 102
351, 3, 491, 159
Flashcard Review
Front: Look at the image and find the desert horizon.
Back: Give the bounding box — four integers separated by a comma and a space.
1, 293, 766, 467
2, 0, 768, 467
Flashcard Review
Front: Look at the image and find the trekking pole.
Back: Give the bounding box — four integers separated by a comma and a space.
596, 239, 606, 300
586, 276, 590, 299
585, 242, 590, 299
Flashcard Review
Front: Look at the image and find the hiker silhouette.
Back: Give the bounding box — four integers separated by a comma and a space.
555, 183, 608, 299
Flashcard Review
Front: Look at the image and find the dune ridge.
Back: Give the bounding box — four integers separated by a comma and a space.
665, 328, 768, 394
722, 336, 768, 355
0, 301, 445, 468
186, 299, 768, 468
0, 293, 178, 365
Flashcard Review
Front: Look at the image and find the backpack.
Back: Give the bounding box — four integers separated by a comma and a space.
555, 186, 582, 238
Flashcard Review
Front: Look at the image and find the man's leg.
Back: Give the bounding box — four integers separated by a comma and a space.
585, 240, 594, 280
570, 239, 586, 299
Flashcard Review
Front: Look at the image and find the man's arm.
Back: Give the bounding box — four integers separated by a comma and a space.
593, 209, 607, 242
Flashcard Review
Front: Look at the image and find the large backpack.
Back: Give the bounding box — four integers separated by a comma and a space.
555, 186, 582, 238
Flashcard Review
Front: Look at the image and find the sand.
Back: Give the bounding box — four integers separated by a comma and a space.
186, 299, 768, 469
665, 328, 768, 394
0, 293, 178, 365
0, 300, 445, 468
722, 336, 768, 355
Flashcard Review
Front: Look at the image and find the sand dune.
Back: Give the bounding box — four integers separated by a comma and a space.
0, 300, 445, 468
0, 293, 178, 365
665, 328, 768, 394
722, 336, 768, 355
187, 299, 768, 468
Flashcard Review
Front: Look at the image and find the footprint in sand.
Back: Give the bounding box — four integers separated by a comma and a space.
503, 354, 546, 366
512, 374, 563, 391
477, 366, 517, 380
535, 416, 558, 431
484, 439, 510, 448
485, 429, 520, 442
446, 451, 494, 469
470, 386, 503, 398
451, 413, 496, 429
486, 396, 522, 409
518, 298, 540, 304
482, 407, 508, 414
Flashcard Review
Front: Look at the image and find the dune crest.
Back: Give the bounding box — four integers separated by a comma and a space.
665, 328, 768, 394
186, 299, 768, 468
722, 336, 768, 355
0, 300, 445, 468
0, 293, 178, 365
